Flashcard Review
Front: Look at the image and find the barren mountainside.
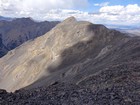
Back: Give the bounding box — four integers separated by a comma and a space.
0, 18, 59, 57
0, 17, 140, 104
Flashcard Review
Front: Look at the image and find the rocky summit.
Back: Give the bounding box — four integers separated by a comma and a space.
0, 17, 140, 105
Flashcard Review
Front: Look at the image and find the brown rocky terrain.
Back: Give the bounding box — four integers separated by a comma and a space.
0, 17, 140, 104
0, 17, 59, 57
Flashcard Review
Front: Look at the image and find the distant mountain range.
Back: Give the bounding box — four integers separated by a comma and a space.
0, 16, 13, 21
118, 28, 140, 36
105, 24, 140, 30
105, 24, 140, 36
0, 17, 59, 57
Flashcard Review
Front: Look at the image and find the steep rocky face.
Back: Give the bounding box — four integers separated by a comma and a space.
0, 17, 59, 57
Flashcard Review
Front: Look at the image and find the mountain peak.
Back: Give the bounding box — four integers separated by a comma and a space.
0, 17, 130, 92
13, 17, 34, 23
63, 16, 77, 23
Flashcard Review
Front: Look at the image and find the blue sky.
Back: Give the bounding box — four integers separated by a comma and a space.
88, 0, 140, 6
82, 0, 140, 12
0, 0, 140, 28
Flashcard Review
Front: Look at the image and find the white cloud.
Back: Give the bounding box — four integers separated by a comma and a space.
42, 4, 140, 27
42, 9, 89, 21
0, 1, 140, 27
98, 4, 140, 26
99, 5, 124, 14
123, 4, 140, 15
100, 4, 140, 15
94, 2, 109, 7
0, 0, 89, 17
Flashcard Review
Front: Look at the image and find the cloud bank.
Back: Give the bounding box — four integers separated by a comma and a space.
94, 2, 109, 7
0, 0, 88, 15
0, 0, 140, 27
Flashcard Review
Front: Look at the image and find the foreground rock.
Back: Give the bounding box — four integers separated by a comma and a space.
0, 80, 140, 105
